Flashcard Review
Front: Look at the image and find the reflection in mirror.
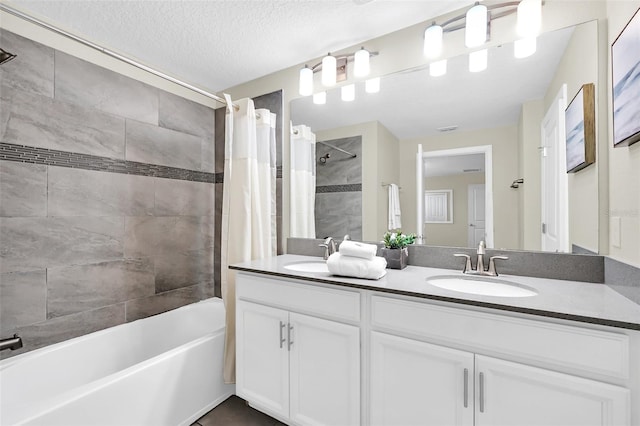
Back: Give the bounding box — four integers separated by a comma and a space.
290, 20, 599, 253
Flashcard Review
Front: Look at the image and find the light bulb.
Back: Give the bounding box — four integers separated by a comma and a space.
465, 2, 488, 48
354, 47, 370, 77
365, 77, 380, 93
322, 53, 337, 86
514, 37, 537, 58
424, 23, 443, 59
298, 65, 313, 96
469, 49, 488, 72
517, 0, 542, 37
341, 84, 355, 102
313, 91, 326, 105
429, 59, 447, 77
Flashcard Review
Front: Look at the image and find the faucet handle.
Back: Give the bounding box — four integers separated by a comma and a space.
454, 253, 472, 274
488, 255, 509, 276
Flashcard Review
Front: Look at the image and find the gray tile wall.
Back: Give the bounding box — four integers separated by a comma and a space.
0, 29, 217, 359
315, 136, 362, 240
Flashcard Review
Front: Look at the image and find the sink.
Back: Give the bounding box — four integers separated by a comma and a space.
426, 275, 537, 298
284, 261, 330, 273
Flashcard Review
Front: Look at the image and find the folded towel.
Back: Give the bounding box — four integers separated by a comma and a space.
327, 252, 387, 280
339, 240, 378, 260
388, 183, 402, 230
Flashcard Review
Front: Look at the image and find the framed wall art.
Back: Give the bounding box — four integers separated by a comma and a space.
611, 7, 640, 147
565, 83, 596, 173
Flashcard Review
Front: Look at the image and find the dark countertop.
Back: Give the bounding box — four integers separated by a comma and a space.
230, 254, 640, 331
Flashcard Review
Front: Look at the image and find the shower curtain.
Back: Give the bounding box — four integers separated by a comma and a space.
289, 124, 316, 238
221, 96, 276, 383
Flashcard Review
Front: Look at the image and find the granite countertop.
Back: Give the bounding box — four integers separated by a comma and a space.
230, 254, 640, 331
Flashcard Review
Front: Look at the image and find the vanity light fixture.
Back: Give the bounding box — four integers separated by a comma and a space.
423, 22, 443, 59
429, 59, 447, 77
322, 53, 337, 86
469, 49, 488, 72
313, 91, 327, 105
299, 65, 314, 96
354, 47, 370, 77
465, 2, 488, 48
514, 37, 537, 58
365, 77, 380, 93
341, 84, 356, 102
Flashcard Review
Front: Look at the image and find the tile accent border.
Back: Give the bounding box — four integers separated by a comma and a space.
316, 183, 362, 193
0, 142, 222, 183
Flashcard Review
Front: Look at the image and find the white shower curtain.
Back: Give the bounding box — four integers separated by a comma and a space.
289, 124, 316, 238
221, 96, 276, 383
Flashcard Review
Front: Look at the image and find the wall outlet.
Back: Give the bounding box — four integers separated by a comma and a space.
610, 216, 621, 248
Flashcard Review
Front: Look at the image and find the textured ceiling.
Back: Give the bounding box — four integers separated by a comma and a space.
7, 0, 469, 92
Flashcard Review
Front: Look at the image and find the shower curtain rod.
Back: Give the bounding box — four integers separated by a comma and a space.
0, 3, 239, 111
317, 140, 357, 158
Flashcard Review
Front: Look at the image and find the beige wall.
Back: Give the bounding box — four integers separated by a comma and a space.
606, 0, 640, 267
399, 126, 520, 249
425, 172, 485, 247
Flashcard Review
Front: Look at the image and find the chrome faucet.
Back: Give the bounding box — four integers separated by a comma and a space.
454, 241, 508, 276
319, 237, 337, 260
0, 334, 23, 351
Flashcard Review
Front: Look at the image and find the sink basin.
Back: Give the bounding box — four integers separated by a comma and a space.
284, 261, 330, 273
426, 275, 537, 298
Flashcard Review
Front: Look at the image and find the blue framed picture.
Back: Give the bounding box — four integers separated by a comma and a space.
611, 7, 640, 147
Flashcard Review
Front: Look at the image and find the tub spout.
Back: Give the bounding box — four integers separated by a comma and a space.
0, 334, 23, 351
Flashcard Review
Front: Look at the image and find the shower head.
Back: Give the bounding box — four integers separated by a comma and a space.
318, 153, 330, 164
0, 48, 17, 65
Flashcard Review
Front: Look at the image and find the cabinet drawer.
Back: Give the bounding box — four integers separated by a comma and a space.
237, 273, 360, 323
371, 295, 629, 380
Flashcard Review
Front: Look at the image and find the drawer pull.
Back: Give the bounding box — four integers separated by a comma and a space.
463, 368, 469, 408
279, 321, 286, 349
288, 324, 294, 351
479, 372, 485, 413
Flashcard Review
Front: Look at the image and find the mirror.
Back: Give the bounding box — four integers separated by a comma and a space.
291, 20, 600, 253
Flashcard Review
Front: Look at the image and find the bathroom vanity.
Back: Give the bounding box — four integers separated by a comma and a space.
231, 255, 640, 426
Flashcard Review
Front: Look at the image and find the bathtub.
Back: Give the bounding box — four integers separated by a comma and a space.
0, 297, 235, 426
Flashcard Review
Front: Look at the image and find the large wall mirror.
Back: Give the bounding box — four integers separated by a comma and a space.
291, 19, 600, 253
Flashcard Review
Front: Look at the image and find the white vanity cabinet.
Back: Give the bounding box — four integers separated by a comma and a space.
235, 273, 361, 426
370, 295, 632, 426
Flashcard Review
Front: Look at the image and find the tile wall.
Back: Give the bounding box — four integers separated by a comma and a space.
0, 29, 218, 358
315, 136, 362, 240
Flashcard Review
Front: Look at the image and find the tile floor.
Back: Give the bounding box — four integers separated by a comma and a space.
192, 396, 285, 426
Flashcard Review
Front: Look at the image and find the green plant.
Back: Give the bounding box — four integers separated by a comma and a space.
382, 230, 416, 249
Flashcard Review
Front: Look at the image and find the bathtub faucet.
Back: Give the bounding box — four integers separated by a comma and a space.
0, 334, 23, 351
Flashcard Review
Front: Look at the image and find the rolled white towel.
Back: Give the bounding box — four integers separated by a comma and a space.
327, 252, 387, 280
339, 240, 378, 260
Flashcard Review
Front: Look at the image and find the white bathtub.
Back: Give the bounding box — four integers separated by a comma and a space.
0, 297, 235, 426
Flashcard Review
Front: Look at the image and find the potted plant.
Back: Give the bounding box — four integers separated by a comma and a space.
381, 230, 416, 269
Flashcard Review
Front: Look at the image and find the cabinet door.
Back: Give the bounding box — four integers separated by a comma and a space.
236, 301, 289, 419
289, 312, 360, 426
475, 355, 630, 426
370, 331, 474, 426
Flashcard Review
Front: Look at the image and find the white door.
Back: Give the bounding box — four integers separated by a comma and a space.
289, 312, 360, 426
475, 355, 630, 426
541, 85, 569, 252
236, 301, 290, 419
370, 332, 474, 426
468, 184, 486, 247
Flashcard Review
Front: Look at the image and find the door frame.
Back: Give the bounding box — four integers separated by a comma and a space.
419, 145, 494, 248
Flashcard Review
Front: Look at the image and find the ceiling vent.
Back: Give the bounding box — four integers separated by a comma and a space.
437, 125, 458, 132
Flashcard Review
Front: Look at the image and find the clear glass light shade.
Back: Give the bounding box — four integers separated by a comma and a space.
341, 84, 355, 102
423, 24, 443, 59
469, 49, 488, 72
298, 66, 313, 96
365, 77, 380, 93
465, 3, 488, 48
517, 0, 542, 37
354, 48, 370, 77
514, 37, 537, 58
313, 91, 327, 104
322, 54, 337, 86
429, 59, 447, 77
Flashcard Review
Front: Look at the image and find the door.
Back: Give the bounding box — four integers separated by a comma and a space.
370, 332, 474, 426
289, 312, 360, 426
475, 355, 630, 426
541, 85, 569, 252
468, 184, 486, 247
236, 301, 289, 419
